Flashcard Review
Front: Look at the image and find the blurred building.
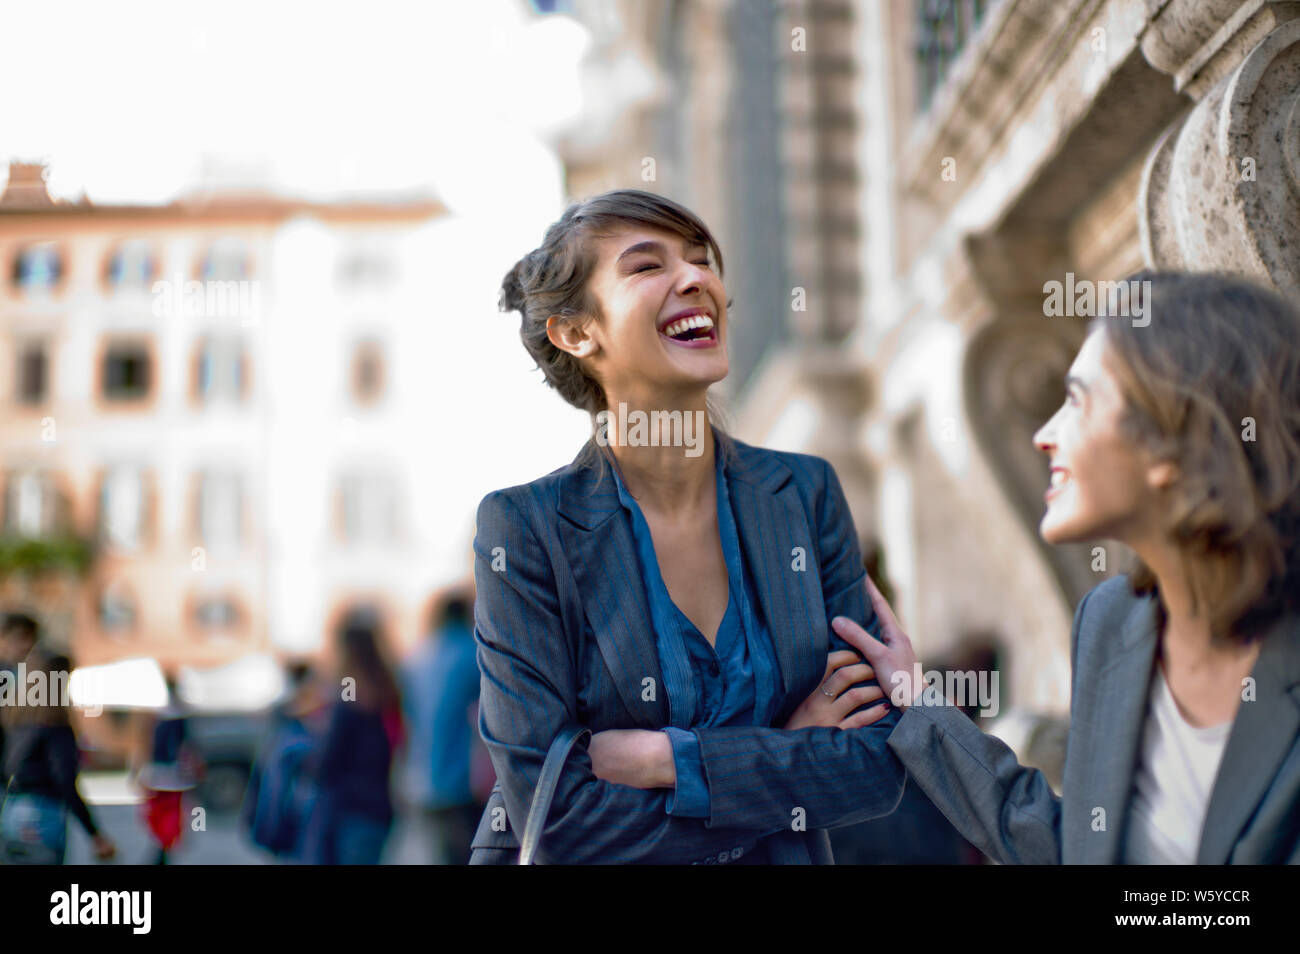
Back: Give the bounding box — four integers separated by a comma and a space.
0, 160, 447, 676
832, 0, 1298, 722
549, 0, 1300, 749
554, 0, 877, 511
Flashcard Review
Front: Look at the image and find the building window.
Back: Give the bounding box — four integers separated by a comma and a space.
336, 248, 396, 288
102, 342, 152, 401
193, 596, 241, 632
15, 340, 49, 405
195, 336, 247, 404
350, 340, 385, 404
338, 472, 397, 546
12, 242, 63, 294
106, 239, 156, 290
915, 0, 994, 112
197, 472, 243, 552
100, 466, 147, 552
98, 581, 137, 634
199, 238, 249, 282
3, 471, 59, 537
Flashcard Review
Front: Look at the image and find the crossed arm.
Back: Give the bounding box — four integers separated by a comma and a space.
474, 490, 777, 864
864, 585, 1087, 865
588, 459, 912, 831
473, 458, 908, 863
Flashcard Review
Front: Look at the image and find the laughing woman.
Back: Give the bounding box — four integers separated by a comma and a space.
469, 190, 921, 864
830, 271, 1300, 864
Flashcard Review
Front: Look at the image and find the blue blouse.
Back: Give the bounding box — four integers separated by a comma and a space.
609, 442, 782, 818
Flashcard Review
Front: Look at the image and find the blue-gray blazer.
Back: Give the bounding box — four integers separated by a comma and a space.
889, 574, 1300, 863
469, 435, 910, 864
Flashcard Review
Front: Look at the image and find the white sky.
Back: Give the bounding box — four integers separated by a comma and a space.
1, 0, 599, 618
1, 0, 591, 208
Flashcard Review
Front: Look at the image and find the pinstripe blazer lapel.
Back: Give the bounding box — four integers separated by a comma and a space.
728, 442, 827, 712
556, 444, 672, 729
1197, 612, 1300, 863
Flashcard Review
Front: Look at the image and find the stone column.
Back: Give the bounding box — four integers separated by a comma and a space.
798, 344, 876, 539
1140, 1, 1300, 295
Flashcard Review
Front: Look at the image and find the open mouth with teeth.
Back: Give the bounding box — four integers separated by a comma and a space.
1045, 467, 1071, 502
660, 313, 717, 346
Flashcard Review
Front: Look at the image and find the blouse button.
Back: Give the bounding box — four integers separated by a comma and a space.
708, 660, 720, 677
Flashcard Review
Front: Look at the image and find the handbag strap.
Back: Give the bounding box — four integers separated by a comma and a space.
519, 725, 590, 865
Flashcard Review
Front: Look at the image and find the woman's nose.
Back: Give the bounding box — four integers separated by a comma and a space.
677, 262, 707, 293
1032, 413, 1057, 456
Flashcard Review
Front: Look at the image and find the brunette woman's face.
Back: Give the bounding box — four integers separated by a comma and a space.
550, 224, 728, 402
1032, 328, 1168, 546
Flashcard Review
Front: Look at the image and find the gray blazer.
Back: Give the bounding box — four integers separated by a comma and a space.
469, 435, 911, 864
888, 575, 1300, 864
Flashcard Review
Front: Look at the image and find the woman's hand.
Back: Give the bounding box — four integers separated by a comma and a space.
92, 833, 117, 861
784, 650, 889, 730
831, 575, 923, 710
588, 729, 675, 789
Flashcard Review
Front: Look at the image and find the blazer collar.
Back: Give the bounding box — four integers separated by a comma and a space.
1198, 609, 1300, 863
1088, 589, 1161, 864
554, 430, 821, 725
1086, 586, 1300, 863
555, 427, 792, 530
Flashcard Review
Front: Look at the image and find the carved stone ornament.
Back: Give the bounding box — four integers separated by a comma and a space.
963, 308, 1102, 608
1140, 17, 1300, 297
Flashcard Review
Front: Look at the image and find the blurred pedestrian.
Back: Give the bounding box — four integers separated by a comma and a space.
301, 611, 404, 865
1, 647, 115, 864
0, 612, 41, 790
400, 588, 482, 864
242, 661, 324, 860
133, 676, 202, 865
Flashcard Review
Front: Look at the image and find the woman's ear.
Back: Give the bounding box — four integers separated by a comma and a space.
547, 315, 597, 358
1147, 459, 1180, 490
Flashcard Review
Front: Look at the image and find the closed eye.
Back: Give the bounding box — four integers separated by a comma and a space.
633, 259, 711, 274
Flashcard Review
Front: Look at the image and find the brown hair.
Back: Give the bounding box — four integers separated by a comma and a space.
1098, 270, 1300, 642
499, 189, 738, 474
335, 609, 401, 712
0, 647, 73, 728
500, 190, 730, 412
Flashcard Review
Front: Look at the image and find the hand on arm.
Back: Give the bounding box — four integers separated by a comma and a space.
685, 458, 910, 831
828, 574, 927, 711
873, 575, 1086, 866
783, 650, 889, 730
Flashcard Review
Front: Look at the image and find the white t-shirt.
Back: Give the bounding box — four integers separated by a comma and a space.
1123, 664, 1232, 864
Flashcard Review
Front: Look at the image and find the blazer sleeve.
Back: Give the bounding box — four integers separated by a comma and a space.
883, 587, 1095, 865
473, 489, 778, 863
688, 457, 910, 831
